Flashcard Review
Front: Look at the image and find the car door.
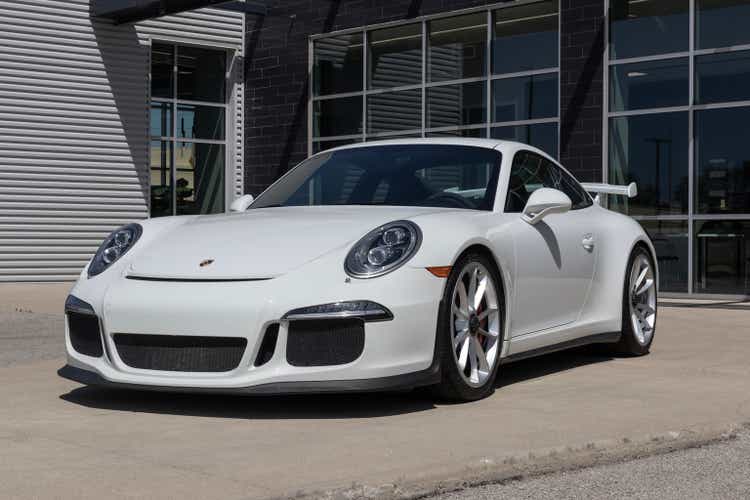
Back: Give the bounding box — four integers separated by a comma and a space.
505, 151, 597, 337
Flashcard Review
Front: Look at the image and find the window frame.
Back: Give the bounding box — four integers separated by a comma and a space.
307, 0, 560, 157
604, 0, 750, 298
148, 42, 231, 218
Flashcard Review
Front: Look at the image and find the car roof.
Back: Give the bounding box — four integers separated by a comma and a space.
322, 137, 554, 162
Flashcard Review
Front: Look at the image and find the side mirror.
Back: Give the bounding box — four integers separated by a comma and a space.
230, 194, 254, 212
521, 188, 571, 225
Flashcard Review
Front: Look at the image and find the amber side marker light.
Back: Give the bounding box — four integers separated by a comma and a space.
426, 266, 452, 278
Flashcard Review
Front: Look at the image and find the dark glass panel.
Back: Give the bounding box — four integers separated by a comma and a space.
608, 113, 689, 215
492, 73, 558, 122
639, 220, 689, 292
369, 24, 422, 89
175, 142, 225, 215
150, 101, 172, 138
149, 140, 172, 217
490, 122, 558, 158
428, 12, 487, 82
427, 81, 486, 128
177, 46, 226, 103
695, 50, 750, 104
610, 58, 689, 111
695, 220, 750, 295
695, 107, 750, 214
427, 128, 487, 138
313, 96, 363, 138
176, 104, 225, 140
492, 1, 558, 74
697, 0, 750, 49
610, 0, 688, 60
151, 43, 173, 98
313, 33, 363, 95
367, 89, 422, 134
313, 138, 361, 154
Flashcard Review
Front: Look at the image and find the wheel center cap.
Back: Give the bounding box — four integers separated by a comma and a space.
469, 315, 480, 334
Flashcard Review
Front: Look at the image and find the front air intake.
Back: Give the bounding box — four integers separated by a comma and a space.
286, 319, 364, 367
67, 311, 104, 358
113, 334, 247, 372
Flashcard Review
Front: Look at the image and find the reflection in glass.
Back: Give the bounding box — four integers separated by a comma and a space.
608, 112, 688, 215
313, 33, 363, 96
369, 24, 422, 89
492, 74, 558, 122
609, 58, 689, 111
314, 97, 363, 137
695, 107, 750, 214
427, 81, 486, 128
149, 140, 172, 218
492, 1, 558, 74
610, 0, 688, 60
176, 104, 225, 140
367, 89, 421, 134
151, 44, 173, 98
490, 122, 558, 158
427, 128, 487, 138
174, 142, 225, 215
697, 0, 750, 49
695, 51, 750, 104
313, 138, 361, 153
150, 102, 172, 138
177, 46, 226, 103
695, 220, 749, 295
428, 13, 486, 82
639, 221, 689, 292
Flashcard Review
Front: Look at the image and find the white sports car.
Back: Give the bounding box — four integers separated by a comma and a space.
59, 139, 657, 401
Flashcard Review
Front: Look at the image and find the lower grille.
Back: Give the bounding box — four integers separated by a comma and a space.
67, 312, 103, 357
113, 334, 247, 372
286, 319, 364, 367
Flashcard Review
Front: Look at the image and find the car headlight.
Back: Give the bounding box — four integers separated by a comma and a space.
344, 220, 422, 278
88, 223, 142, 278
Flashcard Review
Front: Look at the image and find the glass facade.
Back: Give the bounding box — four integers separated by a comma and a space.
608, 0, 750, 296
310, 1, 559, 157
149, 44, 227, 217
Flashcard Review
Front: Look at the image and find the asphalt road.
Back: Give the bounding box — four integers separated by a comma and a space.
435, 428, 750, 500
0, 304, 749, 499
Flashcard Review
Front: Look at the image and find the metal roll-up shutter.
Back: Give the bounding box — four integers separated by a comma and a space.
0, 0, 244, 282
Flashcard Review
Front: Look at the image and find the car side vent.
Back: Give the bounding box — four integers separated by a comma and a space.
254, 323, 279, 367
67, 311, 104, 358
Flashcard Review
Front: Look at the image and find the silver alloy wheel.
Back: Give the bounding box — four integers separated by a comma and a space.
450, 262, 501, 388
628, 253, 656, 346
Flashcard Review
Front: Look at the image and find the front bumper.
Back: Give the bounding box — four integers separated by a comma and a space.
62, 258, 445, 394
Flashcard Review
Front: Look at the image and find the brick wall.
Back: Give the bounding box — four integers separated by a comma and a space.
559, 0, 605, 182
244, 0, 606, 193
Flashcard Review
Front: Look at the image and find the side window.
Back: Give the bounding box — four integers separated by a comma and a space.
504, 151, 547, 213
504, 151, 592, 213
543, 159, 593, 210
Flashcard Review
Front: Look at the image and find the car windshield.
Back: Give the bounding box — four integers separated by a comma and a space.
251, 144, 502, 211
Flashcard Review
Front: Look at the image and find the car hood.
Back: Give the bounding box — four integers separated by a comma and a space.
127, 206, 453, 280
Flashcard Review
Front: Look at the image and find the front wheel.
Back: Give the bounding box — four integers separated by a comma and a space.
433, 252, 504, 401
615, 246, 657, 355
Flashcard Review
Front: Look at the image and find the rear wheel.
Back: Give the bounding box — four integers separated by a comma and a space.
434, 252, 503, 401
615, 246, 657, 355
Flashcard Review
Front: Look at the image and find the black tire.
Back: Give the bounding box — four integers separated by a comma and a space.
614, 246, 657, 356
433, 251, 504, 402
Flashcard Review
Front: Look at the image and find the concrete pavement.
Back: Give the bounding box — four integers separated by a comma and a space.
0, 305, 748, 499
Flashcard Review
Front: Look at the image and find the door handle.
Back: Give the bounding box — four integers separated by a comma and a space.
582, 234, 595, 251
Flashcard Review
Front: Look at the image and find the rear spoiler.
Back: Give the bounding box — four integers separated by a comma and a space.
581, 182, 638, 199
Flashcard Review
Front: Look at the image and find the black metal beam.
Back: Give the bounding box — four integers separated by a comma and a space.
92, 0, 266, 25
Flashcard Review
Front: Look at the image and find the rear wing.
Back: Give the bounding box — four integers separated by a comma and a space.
581, 182, 638, 199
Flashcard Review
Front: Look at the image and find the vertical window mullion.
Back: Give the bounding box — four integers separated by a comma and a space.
688, 0, 695, 294
486, 9, 492, 138
362, 29, 368, 142
421, 19, 427, 138
172, 44, 178, 217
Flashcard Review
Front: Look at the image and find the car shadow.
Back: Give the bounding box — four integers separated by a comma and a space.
59, 347, 614, 418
